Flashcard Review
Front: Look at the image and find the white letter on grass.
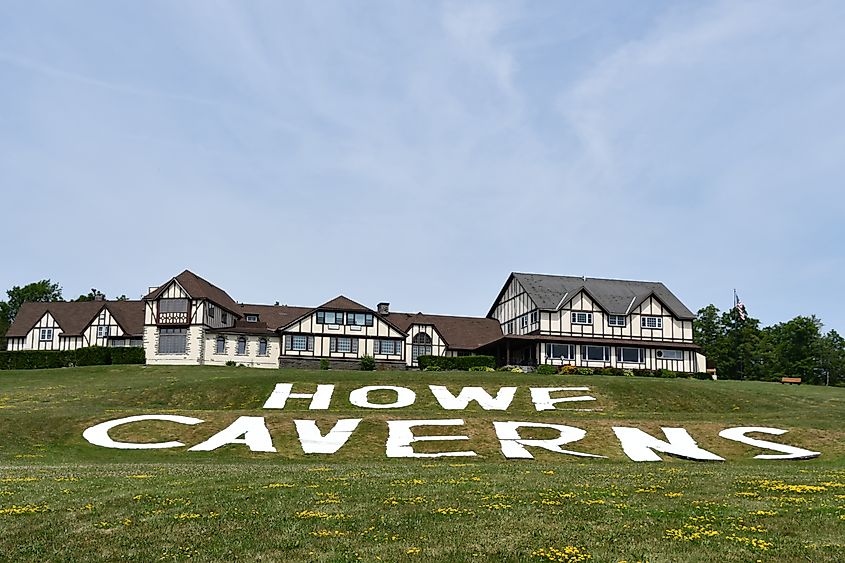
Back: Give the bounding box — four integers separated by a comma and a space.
429, 385, 517, 410
263, 383, 335, 410
82, 415, 203, 450
349, 386, 416, 409
612, 427, 724, 462
530, 387, 596, 411
294, 419, 362, 454
189, 416, 276, 453
493, 421, 605, 459
386, 419, 476, 458
718, 427, 820, 460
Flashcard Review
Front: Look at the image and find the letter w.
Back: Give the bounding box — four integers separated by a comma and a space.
429, 385, 517, 410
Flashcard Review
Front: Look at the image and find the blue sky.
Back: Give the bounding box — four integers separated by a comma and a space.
1, 1, 843, 334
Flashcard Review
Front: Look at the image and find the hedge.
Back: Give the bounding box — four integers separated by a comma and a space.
417, 355, 495, 371
0, 346, 145, 370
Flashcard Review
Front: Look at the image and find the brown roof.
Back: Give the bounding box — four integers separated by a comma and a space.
208, 304, 314, 335
5, 300, 144, 338
318, 295, 372, 312
145, 270, 241, 317
484, 334, 701, 351
386, 312, 503, 350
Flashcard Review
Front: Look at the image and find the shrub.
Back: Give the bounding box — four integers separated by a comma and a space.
0, 347, 146, 370
225, 360, 237, 367
110, 347, 145, 365
691, 372, 711, 380
560, 365, 577, 374
510, 367, 523, 373
468, 366, 495, 372
417, 355, 495, 371
632, 369, 655, 378
536, 364, 557, 375
360, 355, 376, 371
424, 365, 442, 371
623, 369, 635, 377
319, 358, 330, 370
574, 367, 594, 375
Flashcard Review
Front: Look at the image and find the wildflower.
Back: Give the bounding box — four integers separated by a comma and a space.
532, 545, 592, 562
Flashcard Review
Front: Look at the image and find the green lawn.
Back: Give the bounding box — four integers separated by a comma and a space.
1, 365, 844, 562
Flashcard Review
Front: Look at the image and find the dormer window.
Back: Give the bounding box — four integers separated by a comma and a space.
346, 313, 373, 327
641, 316, 662, 329
246, 314, 259, 323
316, 311, 344, 325
607, 315, 626, 327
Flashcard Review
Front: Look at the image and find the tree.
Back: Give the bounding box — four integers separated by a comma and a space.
817, 329, 845, 386
693, 305, 723, 360
762, 316, 824, 383
2, 280, 63, 325
74, 288, 104, 302
717, 307, 762, 380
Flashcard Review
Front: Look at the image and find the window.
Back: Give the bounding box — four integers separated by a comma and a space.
657, 349, 684, 360
208, 304, 215, 319
412, 332, 433, 363
292, 335, 307, 351
216, 336, 225, 354
245, 314, 258, 323
617, 347, 644, 363
346, 312, 374, 327
582, 345, 610, 362
545, 343, 574, 360
376, 340, 397, 355
571, 312, 593, 325
258, 338, 268, 356
159, 299, 189, 313
330, 337, 359, 354
607, 315, 626, 327
531, 310, 539, 324
520, 315, 529, 328
316, 311, 344, 325
39, 328, 53, 341
641, 316, 662, 329
159, 328, 187, 354
237, 337, 247, 355
506, 322, 514, 335
222, 312, 228, 324
96, 326, 110, 338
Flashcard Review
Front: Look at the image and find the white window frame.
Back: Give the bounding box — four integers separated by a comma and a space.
582, 345, 610, 362
520, 315, 529, 329
617, 347, 644, 363
571, 312, 593, 325
546, 343, 574, 360
530, 310, 539, 324
245, 314, 258, 323
607, 315, 626, 327
39, 328, 53, 341
376, 340, 397, 355
336, 337, 352, 353
96, 326, 110, 338
641, 316, 662, 329
657, 349, 684, 360
506, 322, 514, 335
292, 335, 308, 351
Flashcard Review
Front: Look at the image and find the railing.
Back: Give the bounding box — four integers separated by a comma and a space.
157, 312, 189, 325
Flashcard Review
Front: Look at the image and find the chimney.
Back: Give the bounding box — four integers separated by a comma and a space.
377, 302, 390, 315
94, 293, 105, 302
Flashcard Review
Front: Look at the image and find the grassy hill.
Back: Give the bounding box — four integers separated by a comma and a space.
1, 365, 844, 562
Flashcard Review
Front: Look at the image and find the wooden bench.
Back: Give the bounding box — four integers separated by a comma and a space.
781, 377, 802, 385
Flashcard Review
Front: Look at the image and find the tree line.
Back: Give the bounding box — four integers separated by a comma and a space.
694, 304, 845, 386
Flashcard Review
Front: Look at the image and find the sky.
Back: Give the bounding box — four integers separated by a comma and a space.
1, 0, 844, 333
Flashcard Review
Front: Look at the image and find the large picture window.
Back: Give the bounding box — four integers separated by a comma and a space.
582, 345, 610, 362
159, 328, 187, 354
346, 313, 374, 327
617, 347, 644, 363
316, 311, 344, 325
330, 337, 358, 354
546, 343, 574, 360
657, 349, 683, 360
375, 340, 398, 355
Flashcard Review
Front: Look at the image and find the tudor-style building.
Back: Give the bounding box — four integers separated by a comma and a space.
4, 269, 705, 373
482, 273, 706, 372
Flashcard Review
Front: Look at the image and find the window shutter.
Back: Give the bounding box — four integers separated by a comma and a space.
307, 336, 314, 352
352, 338, 359, 354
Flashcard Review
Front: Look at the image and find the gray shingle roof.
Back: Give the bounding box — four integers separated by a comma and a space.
491, 273, 695, 320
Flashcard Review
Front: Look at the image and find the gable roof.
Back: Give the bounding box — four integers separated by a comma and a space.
317, 295, 372, 312
386, 312, 503, 350
240, 304, 313, 331
488, 273, 695, 320
145, 270, 241, 316
5, 300, 144, 338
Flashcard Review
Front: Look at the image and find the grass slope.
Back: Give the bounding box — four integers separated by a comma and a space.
1, 365, 844, 562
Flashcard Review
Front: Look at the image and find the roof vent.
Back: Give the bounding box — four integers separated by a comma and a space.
377, 302, 390, 315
